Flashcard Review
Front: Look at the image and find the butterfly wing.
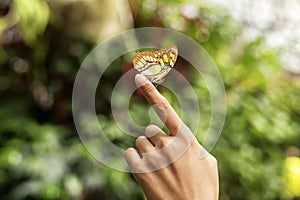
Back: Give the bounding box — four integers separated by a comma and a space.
133, 45, 178, 84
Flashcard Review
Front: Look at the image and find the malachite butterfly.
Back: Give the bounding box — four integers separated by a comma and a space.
133, 45, 178, 85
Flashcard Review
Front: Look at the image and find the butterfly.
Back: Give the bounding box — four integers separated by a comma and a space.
133, 45, 178, 85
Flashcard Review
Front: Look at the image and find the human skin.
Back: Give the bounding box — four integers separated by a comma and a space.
124, 74, 219, 200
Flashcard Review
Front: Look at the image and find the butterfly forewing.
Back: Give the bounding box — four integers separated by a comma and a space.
133, 45, 178, 84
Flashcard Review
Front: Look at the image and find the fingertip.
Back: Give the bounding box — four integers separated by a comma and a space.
135, 74, 150, 87
125, 147, 140, 161
135, 135, 147, 147
145, 124, 159, 131
125, 147, 138, 155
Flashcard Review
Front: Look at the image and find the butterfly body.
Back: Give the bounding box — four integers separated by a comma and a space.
133, 45, 178, 85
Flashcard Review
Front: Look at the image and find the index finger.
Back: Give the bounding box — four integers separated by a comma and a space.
135, 74, 182, 135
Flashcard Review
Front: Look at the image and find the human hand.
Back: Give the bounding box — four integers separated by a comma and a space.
125, 74, 219, 200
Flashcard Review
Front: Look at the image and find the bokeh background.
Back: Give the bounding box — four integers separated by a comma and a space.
1, 0, 300, 199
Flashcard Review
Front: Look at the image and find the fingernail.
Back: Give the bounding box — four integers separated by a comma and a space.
135, 74, 150, 87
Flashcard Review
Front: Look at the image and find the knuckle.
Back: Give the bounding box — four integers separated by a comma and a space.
160, 97, 170, 110
159, 137, 170, 146
206, 154, 218, 167
210, 155, 218, 166
141, 84, 155, 95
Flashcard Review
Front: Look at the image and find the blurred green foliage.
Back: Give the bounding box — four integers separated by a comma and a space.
0, 0, 300, 199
